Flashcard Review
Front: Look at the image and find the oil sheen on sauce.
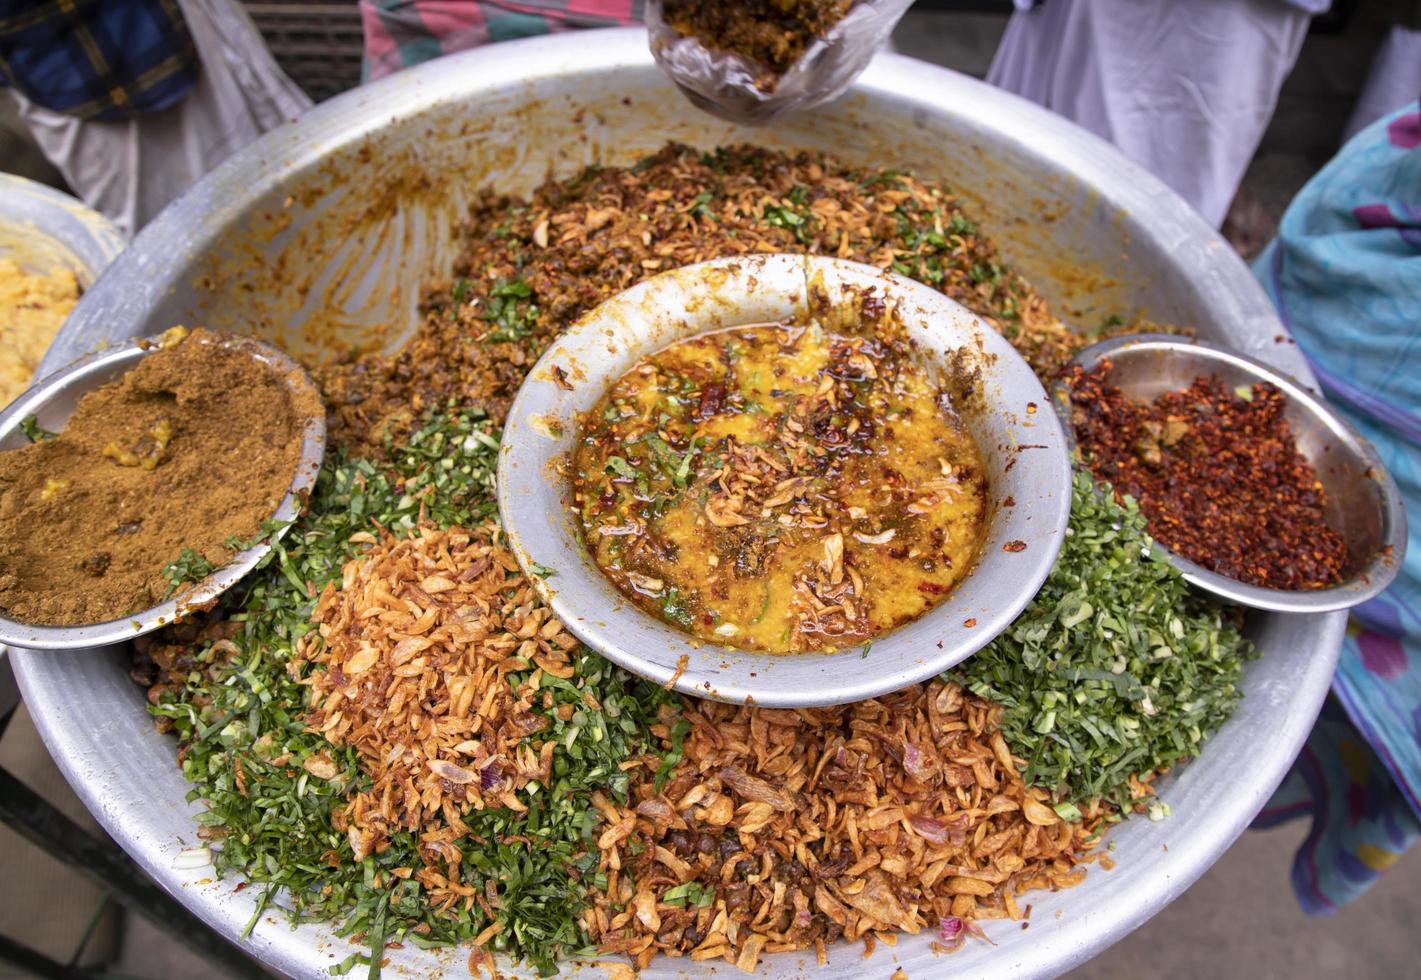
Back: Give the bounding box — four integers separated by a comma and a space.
573, 321, 988, 654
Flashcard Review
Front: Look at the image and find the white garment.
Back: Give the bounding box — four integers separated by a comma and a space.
1345, 25, 1421, 141
987, 0, 1315, 228
7, 0, 311, 239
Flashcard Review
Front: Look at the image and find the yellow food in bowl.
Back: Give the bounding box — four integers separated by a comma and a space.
0, 257, 79, 406
573, 320, 989, 654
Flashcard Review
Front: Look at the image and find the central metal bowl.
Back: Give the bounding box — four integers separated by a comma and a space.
499, 255, 1070, 706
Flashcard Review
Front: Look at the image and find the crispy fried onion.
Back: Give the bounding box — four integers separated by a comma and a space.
587, 682, 1103, 972
300, 522, 578, 910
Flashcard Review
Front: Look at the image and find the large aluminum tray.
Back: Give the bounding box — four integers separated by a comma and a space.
9, 30, 1343, 978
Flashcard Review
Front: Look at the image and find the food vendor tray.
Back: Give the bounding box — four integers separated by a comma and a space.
8, 30, 1344, 979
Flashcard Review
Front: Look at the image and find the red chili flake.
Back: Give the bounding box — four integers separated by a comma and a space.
1003, 540, 1027, 552
1066, 362, 1349, 590
693, 383, 725, 421
918, 581, 950, 595
963, 618, 977, 628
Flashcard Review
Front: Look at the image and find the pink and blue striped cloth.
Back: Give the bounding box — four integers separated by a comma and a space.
1253, 103, 1421, 913
359, 1, 643, 82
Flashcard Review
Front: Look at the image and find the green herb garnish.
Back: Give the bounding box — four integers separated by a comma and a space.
955, 469, 1254, 809
150, 408, 681, 976
161, 548, 216, 598
19, 415, 55, 442
482, 278, 539, 343
604, 456, 636, 479
763, 199, 813, 244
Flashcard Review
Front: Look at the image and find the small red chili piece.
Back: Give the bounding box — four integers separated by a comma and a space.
1067, 362, 1349, 590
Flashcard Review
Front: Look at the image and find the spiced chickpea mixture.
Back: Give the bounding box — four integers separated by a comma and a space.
136, 144, 1253, 976
575, 320, 987, 652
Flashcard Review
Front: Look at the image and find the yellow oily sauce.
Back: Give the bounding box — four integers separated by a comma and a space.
0, 258, 79, 407
572, 321, 988, 654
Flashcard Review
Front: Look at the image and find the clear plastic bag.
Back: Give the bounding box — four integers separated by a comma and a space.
647, 0, 916, 126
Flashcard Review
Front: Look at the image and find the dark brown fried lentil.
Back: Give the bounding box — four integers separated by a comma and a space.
663, 0, 853, 76
317, 143, 1080, 454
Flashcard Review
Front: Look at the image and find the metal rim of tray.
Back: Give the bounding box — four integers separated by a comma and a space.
8, 30, 1346, 980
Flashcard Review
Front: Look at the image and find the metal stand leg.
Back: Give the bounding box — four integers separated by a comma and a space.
0, 930, 82, 980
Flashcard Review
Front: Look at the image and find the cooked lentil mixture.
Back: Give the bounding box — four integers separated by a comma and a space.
1066, 363, 1350, 590
663, 0, 853, 77
574, 320, 987, 652
132, 144, 1255, 977
0, 257, 79, 406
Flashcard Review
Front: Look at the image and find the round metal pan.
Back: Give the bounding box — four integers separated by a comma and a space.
8, 30, 1344, 979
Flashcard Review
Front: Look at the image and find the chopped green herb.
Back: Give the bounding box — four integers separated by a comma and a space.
604, 456, 636, 479
660, 587, 693, 627
482, 278, 539, 343
661, 881, 715, 907
953, 469, 1253, 809
19, 415, 55, 442
689, 191, 716, 221
763, 200, 813, 244
161, 548, 216, 598
150, 408, 681, 976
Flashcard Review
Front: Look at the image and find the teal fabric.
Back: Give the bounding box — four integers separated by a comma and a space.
1254, 102, 1421, 912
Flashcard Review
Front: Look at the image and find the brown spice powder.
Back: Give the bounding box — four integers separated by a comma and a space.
0, 328, 306, 625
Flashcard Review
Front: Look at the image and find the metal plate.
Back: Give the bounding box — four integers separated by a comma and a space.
0, 173, 124, 291
0, 175, 123, 694
1055, 334, 1407, 613
499, 254, 1071, 706
9, 31, 1344, 979
0, 332, 327, 648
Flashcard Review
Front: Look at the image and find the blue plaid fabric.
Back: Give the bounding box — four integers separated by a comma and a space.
0, 0, 198, 121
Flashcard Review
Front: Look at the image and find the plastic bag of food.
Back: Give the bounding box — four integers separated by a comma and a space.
647, 0, 916, 125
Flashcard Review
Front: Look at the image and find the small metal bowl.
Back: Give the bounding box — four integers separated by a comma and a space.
1055, 334, 1407, 612
498, 254, 1072, 707
0, 173, 125, 291
0, 332, 326, 649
